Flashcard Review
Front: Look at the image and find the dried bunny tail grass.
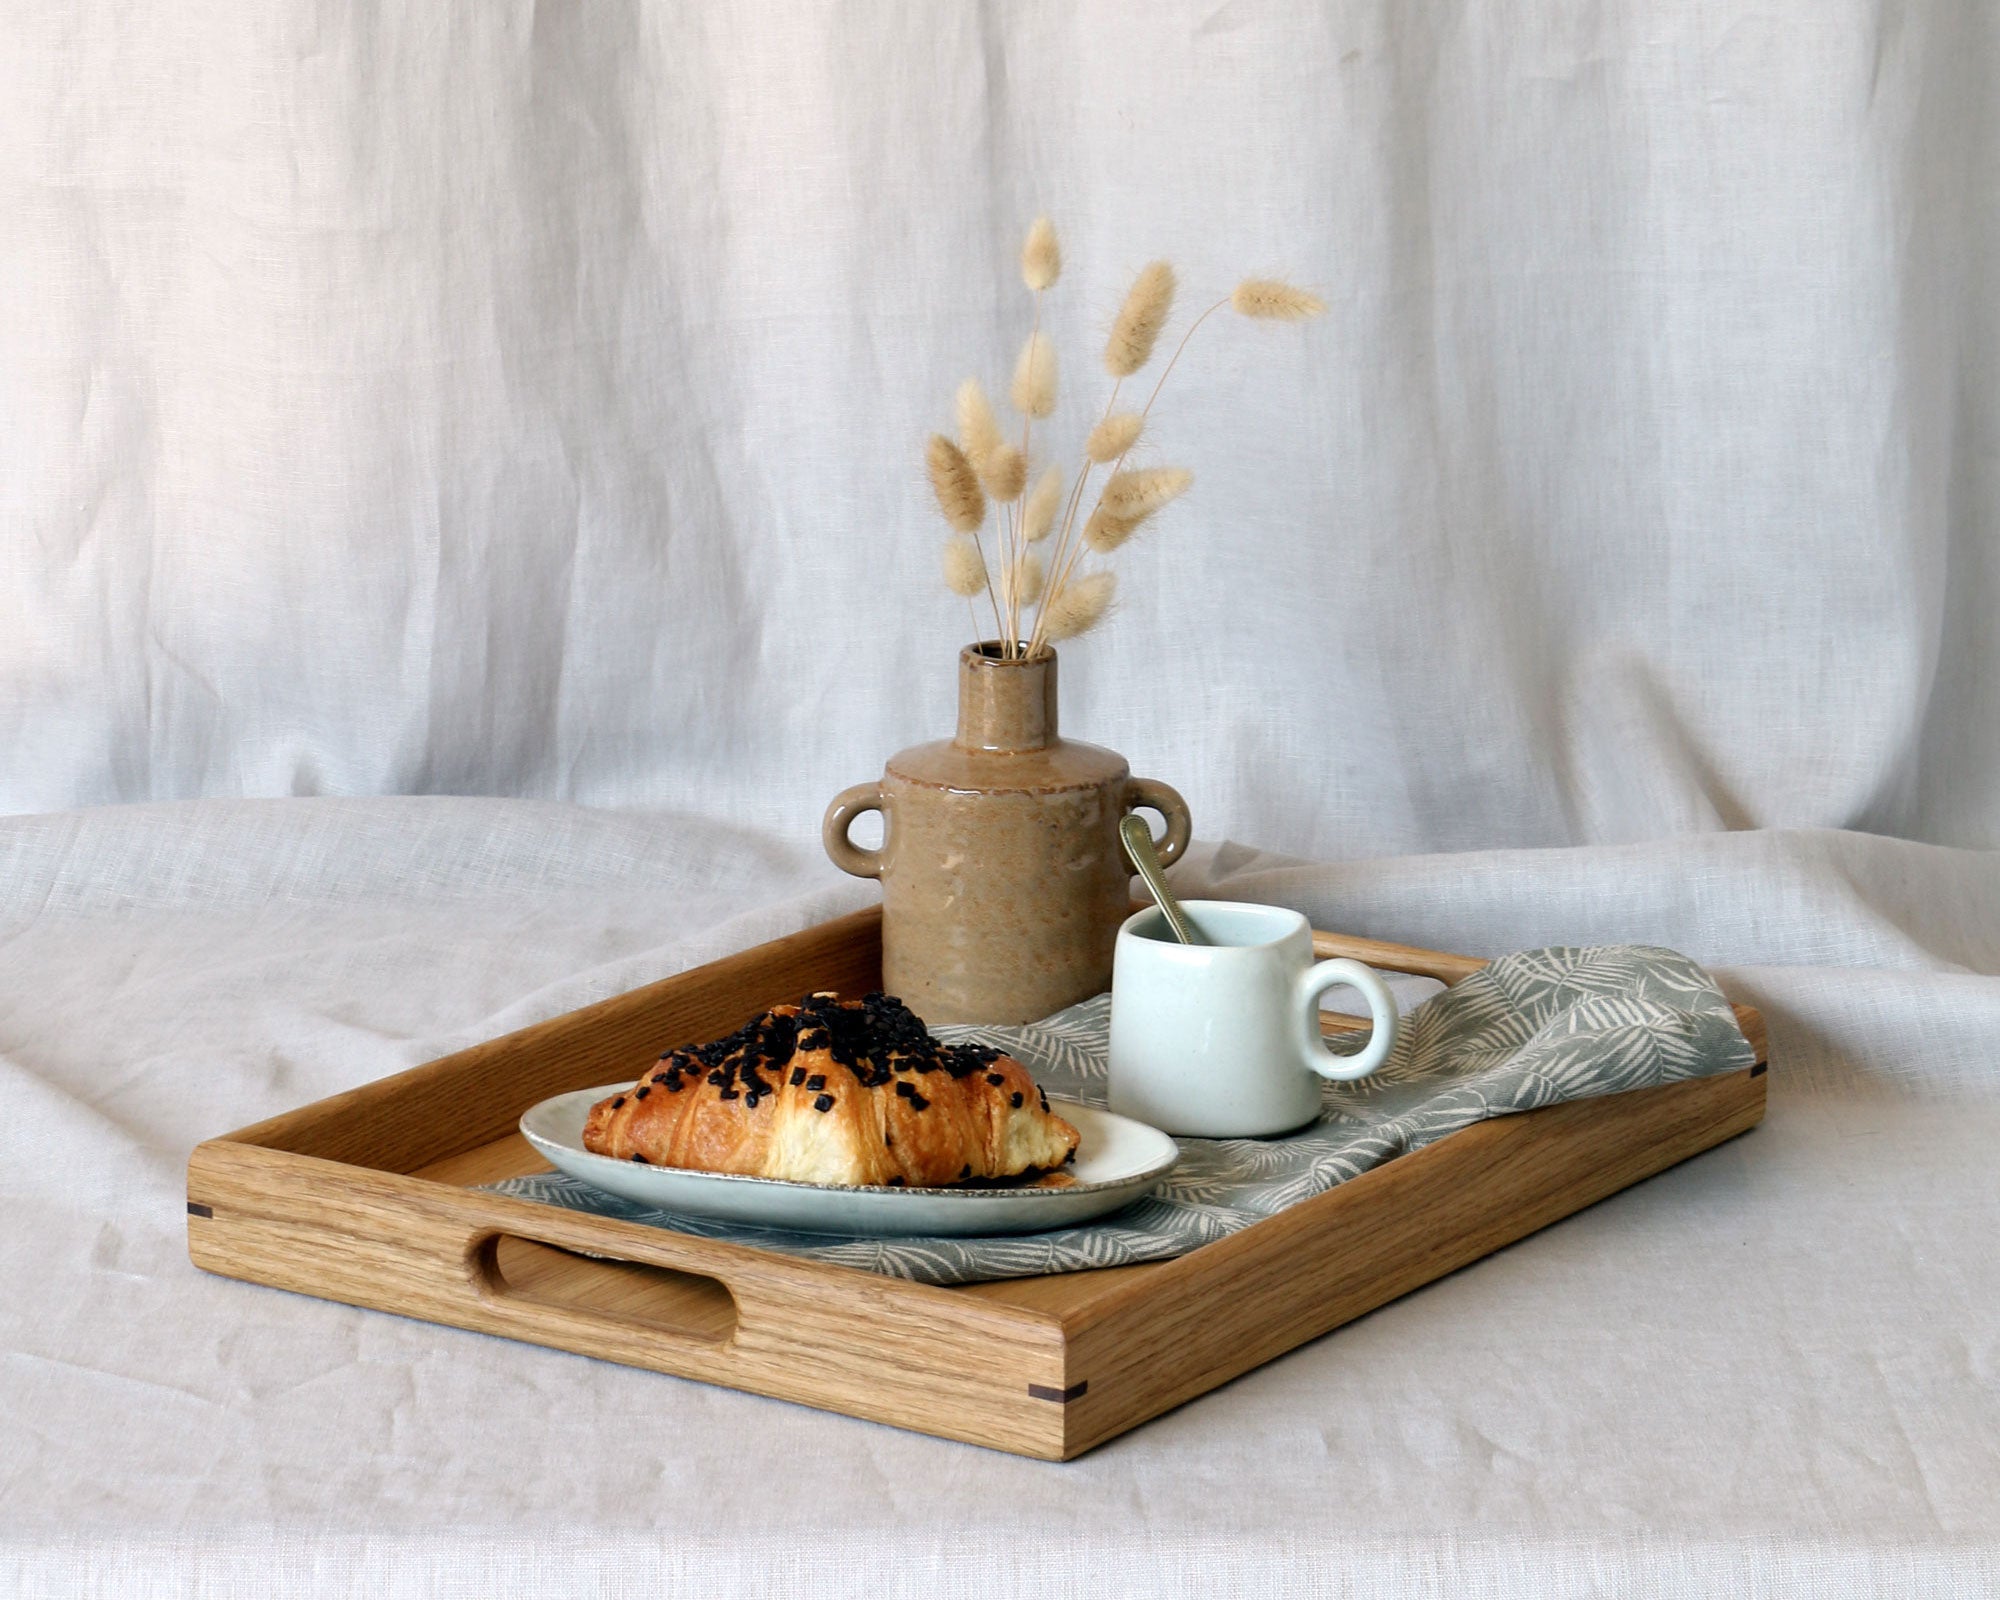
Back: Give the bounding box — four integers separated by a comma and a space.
1104, 261, 1176, 377
1011, 331, 1057, 419
1009, 550, 1046, 608
1022, 465, 1064, 543
1231, 278, 1325, 320
1039, 569, 1116, 641
1085, 411, 1143, 464
1082, 506, 1146, 553
1101, 465, 1192, 519
983, 443, 1028, 502
955, 379, 1005, 469
926, 435, 986, 533
942, 534, 989, 597
1021, 216, 1061, 291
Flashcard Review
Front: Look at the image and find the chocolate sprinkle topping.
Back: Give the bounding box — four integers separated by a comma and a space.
631, 991, 1032, 1145
786, 991, 1000, 1086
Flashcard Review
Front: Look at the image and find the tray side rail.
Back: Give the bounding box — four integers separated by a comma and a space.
1053, 1055, 1767, 1457
219, 906, 886, 1176
187, 1137, 1073, 1458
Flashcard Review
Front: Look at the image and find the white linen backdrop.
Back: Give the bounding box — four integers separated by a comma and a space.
3, 0, 1998, 853
2, 2, 1997, 1596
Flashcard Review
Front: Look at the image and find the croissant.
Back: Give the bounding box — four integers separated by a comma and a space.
582, 991, 1081, 1188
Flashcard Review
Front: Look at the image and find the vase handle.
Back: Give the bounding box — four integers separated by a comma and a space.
1124, 777, 1191, 869
822, 782, 887, 879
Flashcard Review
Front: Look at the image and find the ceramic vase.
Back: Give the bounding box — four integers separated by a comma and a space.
823, 643, 1191, 1025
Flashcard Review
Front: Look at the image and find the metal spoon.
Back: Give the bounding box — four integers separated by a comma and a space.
1120, 813, 1206, 945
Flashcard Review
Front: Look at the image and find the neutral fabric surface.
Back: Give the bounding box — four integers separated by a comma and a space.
6, 0, 2000, 1592
4, 0, 1998, 860
495, 946, 1754, 1284
1, 799, 1996, 1597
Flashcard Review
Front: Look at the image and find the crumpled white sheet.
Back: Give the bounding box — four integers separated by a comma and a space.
0, 799, 1994, 1597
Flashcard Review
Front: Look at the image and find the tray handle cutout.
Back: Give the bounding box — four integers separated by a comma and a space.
475, 1233, 739, 1346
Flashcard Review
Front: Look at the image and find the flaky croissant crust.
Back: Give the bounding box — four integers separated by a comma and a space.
581, 992, 1081, 1188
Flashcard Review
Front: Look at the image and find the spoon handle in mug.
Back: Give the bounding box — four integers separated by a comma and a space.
1120, 814, 1205, 946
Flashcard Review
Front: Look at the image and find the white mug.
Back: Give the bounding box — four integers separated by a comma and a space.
1106, 901, 1400, 1137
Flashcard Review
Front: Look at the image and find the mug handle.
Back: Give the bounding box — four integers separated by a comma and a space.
1124, 777, 1191, 868
822, 783, 886, 879
1292, 958, 1399, 1082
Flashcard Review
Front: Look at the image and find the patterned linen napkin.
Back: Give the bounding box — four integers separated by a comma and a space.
486, 945, 1755, 1286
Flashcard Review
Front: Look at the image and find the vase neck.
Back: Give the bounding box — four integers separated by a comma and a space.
955, 642, 1058, 752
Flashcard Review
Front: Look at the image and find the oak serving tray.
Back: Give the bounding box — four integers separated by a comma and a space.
186, 906, 1769, 1460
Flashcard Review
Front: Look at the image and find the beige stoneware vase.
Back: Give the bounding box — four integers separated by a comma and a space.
823, 643, 1191, 1026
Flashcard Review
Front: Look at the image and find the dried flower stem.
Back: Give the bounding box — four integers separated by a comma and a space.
1009, 291, 1046, 652
982, 534, 1007, 641
1137, 297, 1228, 425
1026, 304, 1226, 655
1026, 380, 1124, 656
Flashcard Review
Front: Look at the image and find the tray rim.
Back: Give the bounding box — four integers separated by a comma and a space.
186, 902, 1770, 1458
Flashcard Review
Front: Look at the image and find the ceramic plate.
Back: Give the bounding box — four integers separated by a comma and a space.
519, 1088, 1179, 1238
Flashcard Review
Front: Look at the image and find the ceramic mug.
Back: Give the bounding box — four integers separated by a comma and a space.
1106, 901, 1400, 1137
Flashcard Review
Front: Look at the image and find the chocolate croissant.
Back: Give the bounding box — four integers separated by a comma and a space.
582, 991, 1081, 1188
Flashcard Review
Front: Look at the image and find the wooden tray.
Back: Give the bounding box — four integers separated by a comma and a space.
186, 906, 1769, 1461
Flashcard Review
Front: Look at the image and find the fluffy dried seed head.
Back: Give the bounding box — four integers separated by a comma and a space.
1082, 506, 1146, 553
926, 435, 986, 533
1040, 569, 1116, 642
1009, 550, 1046, 608
1231, 278, 1325, 320
1085, 411, 1144, 464
1021, 216, 1061, 291
982, 443, 1027, 502
1022, 466, 1064, 544
1101, 465, 1192, 520
942, 534, 989, 597
1105, 261, 1176, 377
955, 379, 1005, 470
1011, 331, 1057, 419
